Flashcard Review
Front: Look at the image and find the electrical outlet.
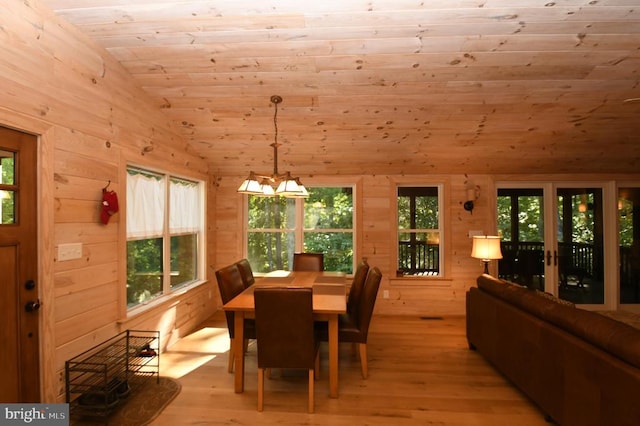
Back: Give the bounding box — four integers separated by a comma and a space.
383, 290, 389, 299
58, 243, 82, 261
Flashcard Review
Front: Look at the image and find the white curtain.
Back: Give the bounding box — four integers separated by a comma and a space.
170, 179, 201, 234
127, 172, 165, 239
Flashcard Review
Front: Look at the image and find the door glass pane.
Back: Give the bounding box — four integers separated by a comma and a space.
557, 188, 604, 304
0, 151, 15, 224
619, 187, 640, 304
497, 189, 545, 290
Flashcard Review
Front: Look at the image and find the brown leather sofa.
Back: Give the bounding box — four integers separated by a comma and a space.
466, 274, 640, 426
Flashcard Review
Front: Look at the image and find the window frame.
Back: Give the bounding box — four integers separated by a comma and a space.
244, 182, 358, 274
125, 165, 206, 314
393, 180, 448, 281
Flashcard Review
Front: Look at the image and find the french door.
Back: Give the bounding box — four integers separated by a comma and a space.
496, 182, 614, 308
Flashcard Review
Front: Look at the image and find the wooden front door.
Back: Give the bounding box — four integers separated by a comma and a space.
0, 126, 40, 402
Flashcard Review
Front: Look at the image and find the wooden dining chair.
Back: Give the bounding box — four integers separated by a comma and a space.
254, 287, 320, 413
292, 252, 324, 271
317, 266, 382, 379
215, 263, 256, 373
347, 259, 370, 316
236, 258, 255, 288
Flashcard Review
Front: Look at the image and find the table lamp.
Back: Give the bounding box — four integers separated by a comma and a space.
471, 235, 503, 274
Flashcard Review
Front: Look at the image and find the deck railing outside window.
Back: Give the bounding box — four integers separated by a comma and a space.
398, 241, 439, 275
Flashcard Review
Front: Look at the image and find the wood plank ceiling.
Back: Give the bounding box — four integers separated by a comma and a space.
39, 0, 640, 176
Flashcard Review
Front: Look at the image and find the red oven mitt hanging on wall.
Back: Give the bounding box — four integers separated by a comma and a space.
100, 188, 119, 224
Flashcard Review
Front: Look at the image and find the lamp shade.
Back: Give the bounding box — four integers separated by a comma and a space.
237, 172, 263, 195
471, 236, 503, 261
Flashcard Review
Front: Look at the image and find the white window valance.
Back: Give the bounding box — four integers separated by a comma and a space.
127, 172, 165, 239
170, 179, 201, 234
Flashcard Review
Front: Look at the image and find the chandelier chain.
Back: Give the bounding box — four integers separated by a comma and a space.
270, 95, 282, 176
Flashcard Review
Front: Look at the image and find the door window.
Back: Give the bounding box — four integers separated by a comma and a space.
556, 188, 604, 304
619, 187, 640, 304
497, 188, 545, 290
0, 150, 15, 224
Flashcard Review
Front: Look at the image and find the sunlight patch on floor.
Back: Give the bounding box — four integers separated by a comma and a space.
160, 326, 231, 379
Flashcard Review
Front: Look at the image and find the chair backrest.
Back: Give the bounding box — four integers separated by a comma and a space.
292, 252, 324, 271
356, 267, 382, 341
236, 258, 255, 288
347, 259, 370, 315
215, 263, 246, 337
254, 287, 316, 369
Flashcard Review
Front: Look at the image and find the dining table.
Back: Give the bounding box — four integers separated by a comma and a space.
222, 270, 346, 398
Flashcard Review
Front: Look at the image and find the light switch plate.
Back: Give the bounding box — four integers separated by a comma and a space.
58, 243, 82, 261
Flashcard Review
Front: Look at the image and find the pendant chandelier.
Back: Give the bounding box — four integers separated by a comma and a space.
237, 95, 308, 198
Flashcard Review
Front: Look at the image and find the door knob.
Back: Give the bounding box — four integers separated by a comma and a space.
25, 300, 40, 312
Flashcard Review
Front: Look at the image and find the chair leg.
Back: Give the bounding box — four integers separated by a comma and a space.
314, 351, 320, 380
308, 369, 315, 414
358, 343, 368, 379
228, 338, 235, 373
258, 368, 264, 412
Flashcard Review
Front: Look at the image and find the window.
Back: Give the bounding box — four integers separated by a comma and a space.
126, 167, 203, 309
246, 186, 354, 273
0, 150, 15, 224
397, 186, 442, 276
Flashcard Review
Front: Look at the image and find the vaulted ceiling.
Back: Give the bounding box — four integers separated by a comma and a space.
40, 1, 640, 176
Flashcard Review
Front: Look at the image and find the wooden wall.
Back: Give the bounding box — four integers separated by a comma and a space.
214, 173, 498, 317
0, 1, 216, 402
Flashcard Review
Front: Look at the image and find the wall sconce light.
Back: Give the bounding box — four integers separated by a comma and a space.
464, 185, 480, 214
471, 235, 503, 274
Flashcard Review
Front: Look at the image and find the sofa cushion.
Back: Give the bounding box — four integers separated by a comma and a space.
547, 304, 640, 369
476, 274, 563, 319
476, 274, 640, 369
534, 289, 575, 307
597, 310, 640, 330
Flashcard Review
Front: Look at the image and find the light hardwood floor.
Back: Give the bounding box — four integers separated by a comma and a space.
151, 312, 548, 425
